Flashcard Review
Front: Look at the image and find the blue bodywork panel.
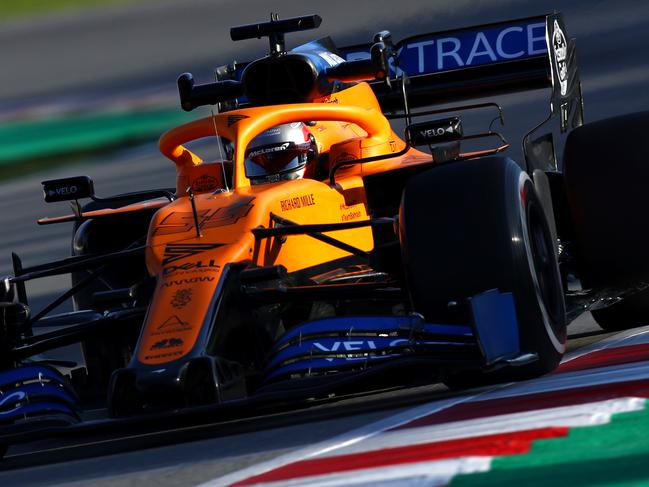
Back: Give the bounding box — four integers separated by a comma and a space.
262, 290, 520, 383
471, 290, 520, 365
339, 17, 548, 77
0, 365, 79, 426
274, 316, 472, 348
0, 365, 72, 389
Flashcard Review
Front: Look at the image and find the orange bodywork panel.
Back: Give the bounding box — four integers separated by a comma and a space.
139, 176, 373, 364
37, 198, 170, 225
135, 82, 438, 365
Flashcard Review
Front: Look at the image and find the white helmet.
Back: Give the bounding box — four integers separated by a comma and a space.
244, 122, 317, 184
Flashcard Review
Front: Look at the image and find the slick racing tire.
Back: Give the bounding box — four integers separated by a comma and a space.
564, 111, 649, 331
590, 292, 649, 332
400, 156, 566, 385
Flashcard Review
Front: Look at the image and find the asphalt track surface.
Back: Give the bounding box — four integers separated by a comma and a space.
0, 0, 648, 485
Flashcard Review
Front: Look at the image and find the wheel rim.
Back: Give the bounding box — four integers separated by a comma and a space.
527, 203, 564, 329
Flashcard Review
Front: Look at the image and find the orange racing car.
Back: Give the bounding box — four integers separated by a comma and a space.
2, 13, 649, 449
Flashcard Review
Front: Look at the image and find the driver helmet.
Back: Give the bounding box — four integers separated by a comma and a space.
244, 122, 317, 185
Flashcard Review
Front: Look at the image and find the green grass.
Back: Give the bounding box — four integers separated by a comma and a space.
0, 107, 194, 168
0, 0, 153, 21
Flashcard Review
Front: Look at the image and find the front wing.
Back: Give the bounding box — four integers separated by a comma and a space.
0, 289, 524, 453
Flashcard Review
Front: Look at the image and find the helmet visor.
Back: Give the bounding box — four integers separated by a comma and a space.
245, 141, 310, 179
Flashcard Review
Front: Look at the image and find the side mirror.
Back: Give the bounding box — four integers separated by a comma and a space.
405, 117, 464, 147
177, 72, 243, 112
42, 176, 95, 203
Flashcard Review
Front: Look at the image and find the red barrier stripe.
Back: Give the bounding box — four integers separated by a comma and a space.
231, 427, 568, 486
556, 343, 649, 374
391, 378, 649, 431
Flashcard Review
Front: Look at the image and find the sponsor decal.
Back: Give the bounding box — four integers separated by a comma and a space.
163, 260, 220, 277
42, 176, 94, 202
227, 114, 249, 127
47, 186, 77, 198
552, 19, 568, 96
312, 339, 408, 362
422, 127, 452, 137
191, 174, 220, 193
162, 276, 215, 288
144, 350, 183, 361
0, 390, 26, 415
154, 197, 254, 236
341, 211, 361, 222
313, 339, 408, 352
339, 202, 363, 221
248, 142, 291, 158
258, 127, 282, 138
162, 243, 224, 265
171, 288, 193, 309
155, 315, 191, 333
407, 117, 463, 146
340, 203, 358, 211
280, 194, 315, 212
150, 337, 184, 350
340, 19, 547, 77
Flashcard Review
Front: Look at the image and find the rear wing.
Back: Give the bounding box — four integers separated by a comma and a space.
337, 13, 583, 172
340, 14, 580, 119
215, 14, 581, 126
211, 13, 582, 170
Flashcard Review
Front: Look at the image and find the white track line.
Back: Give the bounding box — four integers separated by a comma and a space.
198, 391, 495, 487
480, 359, 649, 401
237, 457, 492, 487
214, 396, 646, 487
562, 326, 649, 363
322, 397, 645, 457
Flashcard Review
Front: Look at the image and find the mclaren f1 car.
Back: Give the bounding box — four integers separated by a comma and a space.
2, 13, 649, 454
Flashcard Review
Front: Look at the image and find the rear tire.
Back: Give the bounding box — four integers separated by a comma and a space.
564, 111, 649, 331
591, 291, 649, 331
400, 157, 566, 385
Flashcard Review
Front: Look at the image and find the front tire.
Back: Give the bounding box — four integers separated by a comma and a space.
400, 157, 566, 385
